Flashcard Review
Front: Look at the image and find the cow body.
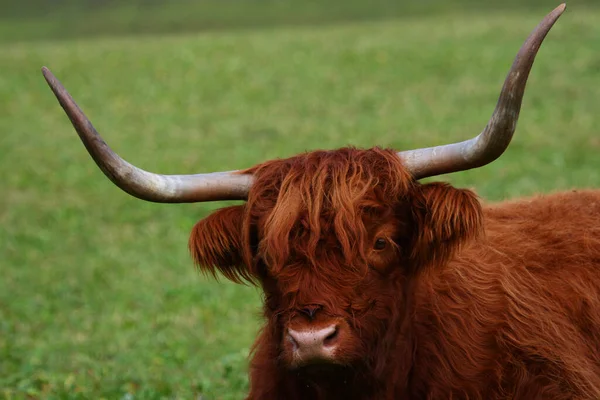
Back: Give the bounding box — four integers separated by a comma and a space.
188, 148, 600, 400
408, 189, 600, 399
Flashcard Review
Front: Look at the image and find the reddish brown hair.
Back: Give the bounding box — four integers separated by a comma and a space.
189, 148, 600, 399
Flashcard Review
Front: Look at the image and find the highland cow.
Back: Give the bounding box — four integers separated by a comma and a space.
42, 4, 600, 399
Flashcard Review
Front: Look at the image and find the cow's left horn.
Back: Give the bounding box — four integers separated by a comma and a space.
42, 67, 253, 203
398, 3, 566, 179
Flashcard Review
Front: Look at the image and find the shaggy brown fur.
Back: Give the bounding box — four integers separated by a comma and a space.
189, 147, 600, 399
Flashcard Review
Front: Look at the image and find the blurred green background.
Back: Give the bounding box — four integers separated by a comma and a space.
0, 0, 596, 43
2, 0, 599, 399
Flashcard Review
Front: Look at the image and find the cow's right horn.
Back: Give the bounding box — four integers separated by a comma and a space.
42, 67, 253, 203
398, 3, 566, 180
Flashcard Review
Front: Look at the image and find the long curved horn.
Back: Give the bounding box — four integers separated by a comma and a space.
398, 3, 566, 179
42, 67, 253, 203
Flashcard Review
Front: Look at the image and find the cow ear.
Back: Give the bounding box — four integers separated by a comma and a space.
189, 205, 254, 284
410, 182, 483, 267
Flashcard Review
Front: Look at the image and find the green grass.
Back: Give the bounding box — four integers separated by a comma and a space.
2, 4, 600, 399
2, 0, 599, 43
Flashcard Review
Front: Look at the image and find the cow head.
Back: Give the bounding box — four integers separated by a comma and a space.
41, 3, 565, 372
188, 146, 483, 369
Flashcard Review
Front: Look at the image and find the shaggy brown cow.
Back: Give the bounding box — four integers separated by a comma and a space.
42, 4, 600, 399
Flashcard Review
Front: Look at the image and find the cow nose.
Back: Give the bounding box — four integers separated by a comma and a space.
287, 324, 339, 362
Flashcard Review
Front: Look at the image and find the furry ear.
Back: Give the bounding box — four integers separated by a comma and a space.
189, 205, 254, 284
410, 182, 483, 267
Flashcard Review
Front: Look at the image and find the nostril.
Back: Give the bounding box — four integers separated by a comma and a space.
323, 326, 339, 346
286, 332, 299, 350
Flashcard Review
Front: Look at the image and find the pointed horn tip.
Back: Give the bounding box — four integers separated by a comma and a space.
41, 66, 58, 89
551, 3, 566, 17
41, 66, 51, 79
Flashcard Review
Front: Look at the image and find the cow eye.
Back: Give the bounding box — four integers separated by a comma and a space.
373, 238, 387, 250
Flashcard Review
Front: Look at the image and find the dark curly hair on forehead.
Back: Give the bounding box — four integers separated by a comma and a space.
244, 147, 414, 275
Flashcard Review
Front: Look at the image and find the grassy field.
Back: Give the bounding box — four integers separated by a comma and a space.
2, 0, 598, 43
2, 2, 600, 399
